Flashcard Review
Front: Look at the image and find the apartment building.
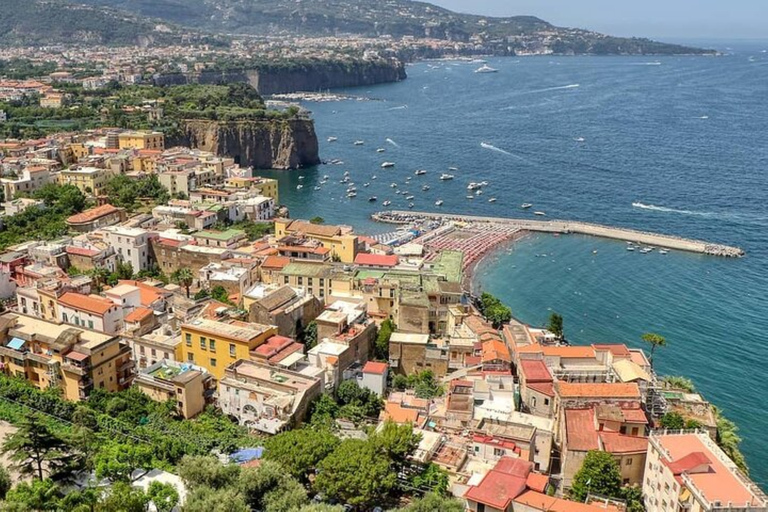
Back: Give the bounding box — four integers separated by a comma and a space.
57, 292, 124, 335
275, 219, 359, 263
134, 360, 214, 419
101, 226, 156, 272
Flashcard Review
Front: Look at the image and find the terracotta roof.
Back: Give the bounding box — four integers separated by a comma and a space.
261, 255, 291, 270
58, 292, 114, 315
592, 343, 631, 357
65, 246, 99, 257
556, 382, 640, 399
482, 338, 511, 363
464, 457, 531, 510
526, 473, 549, 493
286, 220, 342, 238
363, 361, 388, 375
526, 382, 555, 397
118, 280, 165, 307
513, 490, 621, 512
666, 451, 712, 475
519, 359, 552, 383
382, 402, 419, 424
66, 204, 119, 225
621, 407, 648, 424
354, 253, 399, 267
565, 409, 600, 451
599, 433, 648, 454
125, 307, 153, 323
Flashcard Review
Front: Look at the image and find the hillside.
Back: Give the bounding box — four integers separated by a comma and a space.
70, 0, 713, 55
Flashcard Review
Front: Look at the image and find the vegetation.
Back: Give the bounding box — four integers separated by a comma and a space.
570, 451, 644, 510
103, 174, 170, 211
658, 411, 701, 430
642, 332, 667, 367
309, 216, 325, 225
263, 428, 339, 482
300, 320, 318, 350
661, 375, 696, 392
398, 493, 465, 512
714, 406, 748, 473
392, 370, 444, 400
477, 292, 512, 328
547, 312, 564, 339
171, 267, 194, 298
0, 184, 87, 251
374, 319, 395, 360
231, 220, 274, 241
334, 380, 383, 422
1, 413, 72, 482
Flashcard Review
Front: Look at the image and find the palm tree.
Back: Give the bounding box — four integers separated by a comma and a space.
88, 267, 110, 294
171, 268, 194, 298
642, 332, 666, 368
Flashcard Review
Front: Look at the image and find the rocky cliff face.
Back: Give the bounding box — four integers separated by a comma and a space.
170, 119, 320, 170
153, 60, 407, 94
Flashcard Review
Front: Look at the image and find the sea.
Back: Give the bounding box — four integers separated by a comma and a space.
258, 40, 768, 488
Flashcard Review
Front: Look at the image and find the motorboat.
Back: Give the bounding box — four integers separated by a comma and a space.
627, 246, 635, 252
363, 183, 370, 187
323, 175, 330, 180
298, 176, 305, 180
327, 136, 338, 142
466, 195, 475, 200
475, 64, 498, 73
371, 175, 377, 180
415, 169, 427, 175
476, 190, 483, 196
659, 249, 669, 255
534, 211, 546, 216
390, 183, 398, 188
521, 203, 533, 209
381, 162, 396, 168
383, 200, 392, 207
440, 174, 455, 181
422, 185, 430, 191
344, 170, 350, 176
448, 166, 459, 171
408, 203, 415, 209
405, 195, 415, 200
347, 191, 357, 198
467, 182, 480, 190
314, 186, 322, 191
488, 198, 497, 203
296, 184, 303, 190
369, 196, 377, 202
354, 140, 365, 145
435, 200, 444, 206
377, 148, 386, 153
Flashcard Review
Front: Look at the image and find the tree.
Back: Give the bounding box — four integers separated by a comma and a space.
1, 413, 71, 481
171, 267, 194, 298
336, 380, 382, 419
397, 493, 465, 512
210, 285, 233, 305
0, 465, 11, 500
239, 461, 308, 512
547, 312, 564, 339
97, 482, 149, 512
309, 216, 324, 225
147, 481, 179, 512
570, 450, 622, 502
409, 463, 449, 495
263, 428, 339, 481
314, 439, 397, 508
374, 319, 395, 360
3, 478, 61, 511
371, 420, 421, 471
88, 267, 111, 294
93, 441, 153, 483
184, 487, 249, 512
310, 394, 339, 424
641, 332, 666, 367
302, 321, 318, 350
714, 407, 748, 473
477, 293, 511, 328
619, 485, 645, 512
661, 375, 695, 392
658, 411, 699, 430
177, 455, 241, 490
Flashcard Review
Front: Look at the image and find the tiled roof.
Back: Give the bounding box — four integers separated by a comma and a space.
599, 432, 648, 454
58, 292, 114, 315
482, 338, 511, 363
565, 409, 599, 451
363, 361, 388, 375
513, 490, 621, 512
526, 382, 555, 397
556, 382, 640, 399
65, 246, 99, 257
354, 253, 399, 267
66, 204, 119, 225
592, 343, 631, 357
519, 359, 552, 383
261, 255, 291, 270
125, 307, 153, 323
464, 457, 531, 510
621, 407, 648, 424
382, 402, 419, 424
525, 473, 549, 493
285, 220, 341, 238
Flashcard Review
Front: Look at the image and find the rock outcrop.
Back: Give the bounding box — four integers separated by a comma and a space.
170, 119, 320, 170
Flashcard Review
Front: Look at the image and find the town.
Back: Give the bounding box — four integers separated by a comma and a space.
0, 126, 763, 512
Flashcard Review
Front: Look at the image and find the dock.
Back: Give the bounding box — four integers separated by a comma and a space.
373, 211, 745, 258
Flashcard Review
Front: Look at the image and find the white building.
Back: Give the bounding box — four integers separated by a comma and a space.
57, 292, 124, 335
101, 226, 155, 272
359, 361, 388, 396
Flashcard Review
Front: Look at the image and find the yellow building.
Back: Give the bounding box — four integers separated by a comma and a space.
224, 176, 280, 203
275, 219, 358, 263
0, 313, 134, 401
67, 143, 90, 161
57, 166, 118, 196
118, 131, 165, 151
180, 318, 277, 380
134, 360, 214, 419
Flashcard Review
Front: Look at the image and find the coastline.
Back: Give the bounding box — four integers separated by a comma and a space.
461, 230, 530, 295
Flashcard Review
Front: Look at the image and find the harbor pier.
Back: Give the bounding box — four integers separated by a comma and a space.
373, 211, 745, 258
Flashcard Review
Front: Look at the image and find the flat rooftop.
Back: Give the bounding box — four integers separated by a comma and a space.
225, 360, 317, 391
4, 313, 112, 350
183, 318, 272, 342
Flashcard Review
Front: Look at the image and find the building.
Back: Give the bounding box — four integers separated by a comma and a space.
518, 359, 555, 418
218, 359, 322, 434
117, 131, 164, 151
180, 318, 278, 380
57, 292, 124, 335
66, 204, 126, 232
1, 166, 52, 200
192, 229, 247, 250
245, 284, 324, 338
644, 431, 767, 512
388, 332, 448, 377
0, 313, 134, 401
58, 166, 118, 196
131, 326, 182, 370
359, 361, 388, 397
101, 226, 156, 272
134, 360, 214, 419
275, 219, 359, 263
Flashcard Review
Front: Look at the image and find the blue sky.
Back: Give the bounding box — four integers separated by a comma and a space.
429, 0, 768, 40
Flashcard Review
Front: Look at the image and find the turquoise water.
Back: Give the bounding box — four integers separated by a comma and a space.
260, 41, 768, 487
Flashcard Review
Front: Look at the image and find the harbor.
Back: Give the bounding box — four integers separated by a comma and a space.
371, 210, 746, 258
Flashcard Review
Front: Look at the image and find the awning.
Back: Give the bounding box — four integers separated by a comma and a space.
7, 337, 26, 350
66, 351, 90, 362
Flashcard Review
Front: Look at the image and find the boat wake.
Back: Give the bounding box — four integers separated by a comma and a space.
632, 202, 709, 216
480, 142, 512, 155
388, 105, 408, 111
631, 202, 768, 225
386, 138, 400, 147
522, 83, 580, 95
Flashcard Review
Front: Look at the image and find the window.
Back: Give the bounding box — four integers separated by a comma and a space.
623, 478, 630, 485
474, 446, 480, 453
187, 353, 194, 362
210, 358, 217, 367
626, 458, 633, 466
531, 396, 537, 407
493, 448, 504, 457
209, 339, 216, 351
200, 337, 207, 350
631, 427, 639, 436
185, 333, 192, 346
308, 278, 313, 286
151, 348, 156, 357
230, 344, 236, 357
140, 346, 145, 355
297, 277, 303, 285
284, 276, 289, 284
544, 398, 550, 406
88, 320, 94, 329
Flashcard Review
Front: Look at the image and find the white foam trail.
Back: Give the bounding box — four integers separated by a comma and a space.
480, 142, 512, 155
388, 105, 408, 111
386, 138, 399, 147
633, 202, 701, 215
523, 84, 580, 94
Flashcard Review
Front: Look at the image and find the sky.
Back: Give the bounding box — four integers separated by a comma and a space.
429, 0, 768, 40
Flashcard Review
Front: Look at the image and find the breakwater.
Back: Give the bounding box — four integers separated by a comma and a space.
373, 211, 745, 258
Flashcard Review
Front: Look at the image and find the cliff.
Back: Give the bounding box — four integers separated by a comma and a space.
153, 60, 407, 94
169, 119, 320, 170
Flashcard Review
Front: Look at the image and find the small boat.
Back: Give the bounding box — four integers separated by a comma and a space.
626, 246, 635, 252
659, 249, 669, 255
466, 195, 475, 200
363, 183, 370, 187
422, 185, 430, 191
448, 166, 459, 171
314, 186, 322, 191
521, 203, 533, 209
323, 175, 330, 180
475, 64, 498, 74
383, 200, 392, 207
327, 136, 338, 142
640, 247, 653, 254
440, 174, 454, 181
381, 162, 395, 168
298, 176, 305, 180
405, 195, 415, 200
467, 182, 480, 190
488, 198, 497, 203
435, 200, 444, 206
415, 169, 427, 175
476, 190, 483, 196
354, 140, 365, 146
344, 171, 350, 176
534, 211, 546, 216
574, 137, 586, 143
368, 196, 377, 202
408, 203, 415, 209
405, 177, 412, 181
377, 148, 386, 153
390, 183, 398, 188
296, 185, 303, 190
480, 181, 489, 186
347, 191, 357, 198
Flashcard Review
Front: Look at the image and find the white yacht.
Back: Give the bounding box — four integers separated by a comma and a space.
347, 191, 357, 198
440, 173, 455, 181
466, 195, 475, 200
659, 249, 669, 255
422, 185, 430, 191
467, 182, 480, 190
390, 183, 398, 188
327, 136, 338, 142
377, 148, 386, 153
381, 162, 395, 168
414, 169, 427, 175
435, 200, 444, 206
521, 203, 533, 209
405, 195, 415, 200
383, 200, 392, 207
354, 140, 365, 146
475, 64, 498, 74
488, 198, 497, 203
627, 246, 636, 252
296, 184, 303, 190
534, 211, 546, 216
